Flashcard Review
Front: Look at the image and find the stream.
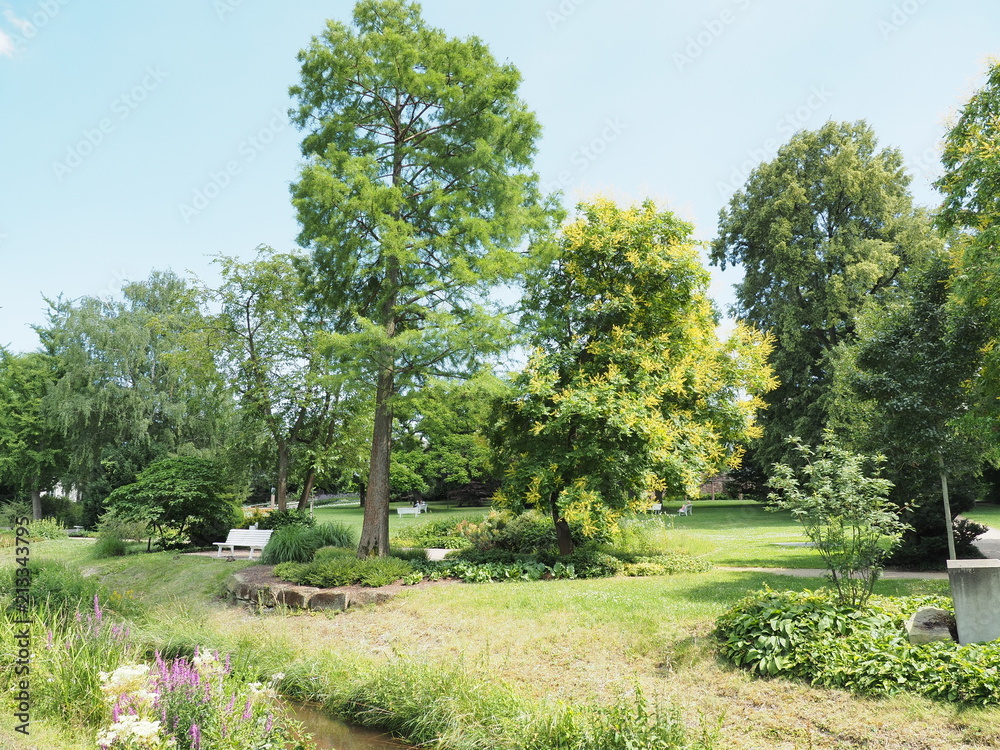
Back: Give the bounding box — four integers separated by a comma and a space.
286, 701, 411, 750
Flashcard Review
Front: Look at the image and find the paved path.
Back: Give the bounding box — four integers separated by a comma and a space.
972, 523, 1000, 559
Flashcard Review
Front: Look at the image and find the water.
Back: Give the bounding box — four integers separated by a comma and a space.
286, 701, 411, 750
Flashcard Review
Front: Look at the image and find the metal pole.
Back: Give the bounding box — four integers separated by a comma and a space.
938, 453, 957, 560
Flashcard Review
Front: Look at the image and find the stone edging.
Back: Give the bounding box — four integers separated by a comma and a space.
225, 568, 396, 611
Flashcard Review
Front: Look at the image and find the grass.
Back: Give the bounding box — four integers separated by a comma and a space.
964, 501, 1000, 529
4, 517, 997, 749
316, 498, 826, 568
310, 500, 488, 538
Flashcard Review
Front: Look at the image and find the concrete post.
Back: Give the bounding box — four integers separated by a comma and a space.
947, 559, 1000, 644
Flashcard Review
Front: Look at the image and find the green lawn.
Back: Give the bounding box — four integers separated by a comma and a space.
310, 499, 488, 537
308, 498, 824, 568
964, 502, 1000, 529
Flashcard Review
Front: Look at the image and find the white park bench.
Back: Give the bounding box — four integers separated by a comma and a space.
214, 529, 273, 559
397, 502, 428, 517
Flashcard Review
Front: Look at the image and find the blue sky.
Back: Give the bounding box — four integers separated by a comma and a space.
1, 0, 998, 353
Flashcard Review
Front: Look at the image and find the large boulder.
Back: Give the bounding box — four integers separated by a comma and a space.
905, 606, 956, 644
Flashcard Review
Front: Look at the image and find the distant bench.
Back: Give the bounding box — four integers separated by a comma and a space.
397, 502, 428, 517
214, 529, 273, 559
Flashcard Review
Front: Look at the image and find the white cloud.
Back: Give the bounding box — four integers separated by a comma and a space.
4, 9, 32, 35
0, 28, 14, 57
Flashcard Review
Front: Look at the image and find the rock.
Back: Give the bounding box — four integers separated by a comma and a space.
309, 591, 348, 611
225, 568, 397, 612
905, 606, 956, 644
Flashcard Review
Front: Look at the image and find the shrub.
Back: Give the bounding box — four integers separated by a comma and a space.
261, 525, 323, 564
97, 510, 150, 543
257, 508, 316, 530
391, 516, 481, 549
768, 435, 907, 606
715, 588, 1000, 705
313, 546, 356, 563
92, 534, 129, 558
274, 555, 413, 588
27, 517, 68, 540
0, 499, 32, 528
40, 495, 83, 528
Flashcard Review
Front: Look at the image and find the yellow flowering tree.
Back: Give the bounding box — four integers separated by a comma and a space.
492, 199, 775, 554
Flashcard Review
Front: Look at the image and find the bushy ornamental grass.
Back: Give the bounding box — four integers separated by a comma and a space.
310, 521, 355, 549
92, 534, 129, 558
261, 523, 356, 564
715, 588, 1000, 705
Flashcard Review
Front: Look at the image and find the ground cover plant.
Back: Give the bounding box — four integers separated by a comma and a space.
715, 588, 1000, 706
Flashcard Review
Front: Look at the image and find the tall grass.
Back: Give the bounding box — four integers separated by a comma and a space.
279, 654, 713, 750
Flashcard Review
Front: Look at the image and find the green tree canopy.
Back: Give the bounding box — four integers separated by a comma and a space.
38, 271, 228, 526
935, 59, 1000, 433
289, 0, 557, 556
390, 372, 506, 499
104, 456, 240, 549
711, 120, 937, 469
492, 199, 775, 554
0, 349, 65, 518
830, 251, 988, 564
202, 247, 371, 511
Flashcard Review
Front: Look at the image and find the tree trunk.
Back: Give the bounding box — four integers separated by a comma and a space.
356, 474, 366, 508
358, 364, 394, 557
31, 488, 42, 521
297, 468, 316, 511
276, 441, 289, 512
550, 493, 574, 555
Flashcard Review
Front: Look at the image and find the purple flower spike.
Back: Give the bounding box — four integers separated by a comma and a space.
265, 713, 273, 733
93, 594, 103, 622
242, 696, 253, 720
189, 723, 202, 750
